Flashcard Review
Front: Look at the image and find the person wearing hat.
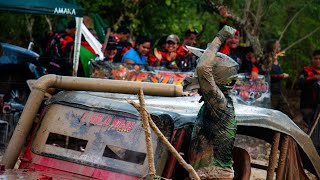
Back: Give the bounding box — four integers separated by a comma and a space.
165, 34, 180, 69
184, 25, 238, 179
154, 34, 182, 69
103, 40, 118, 63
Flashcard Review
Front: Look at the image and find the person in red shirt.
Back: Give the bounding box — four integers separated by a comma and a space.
154, 34, 180, 69
299, 50, 320, 128
111, 26, 133, 63
45, 20, 76, 76
177, 30, 199, 71
154, 33, 197, 71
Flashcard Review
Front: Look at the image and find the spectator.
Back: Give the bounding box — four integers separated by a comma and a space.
154, 34, 180, 69
240, 47, 259, 80
181, 29, 198, 47
121, 35, 151, 65
260, 39, 293, 118
112, 26, 133, 62
148, 35, 167, 67
176, 30, 199, 71
83, 15, 92, 28
157, 35, 168, 52
103, 40, 118, 63
219, 30, 242, 67
45, 19, 76, 76
154, 34, 195, 71
299, 50, 320, 145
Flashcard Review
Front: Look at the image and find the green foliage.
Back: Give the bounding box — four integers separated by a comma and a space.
0, 0, 319, 88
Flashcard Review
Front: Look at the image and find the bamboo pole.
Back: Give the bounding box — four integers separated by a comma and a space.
137, 89, 156, 179
267, 132, 281, 180
129, 92, 200, 180
276, 135, 289, 180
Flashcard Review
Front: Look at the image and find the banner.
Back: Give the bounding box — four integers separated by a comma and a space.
90, 61, 193, 86
230, 73, 271, 108
90, 62, 271, 108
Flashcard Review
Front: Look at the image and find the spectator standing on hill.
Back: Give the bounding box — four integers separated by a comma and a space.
121, 35, 151, 65
299, 50, 320, 153
260, 39, 293, 118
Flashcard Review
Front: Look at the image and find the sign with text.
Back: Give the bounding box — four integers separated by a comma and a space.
230, 73, 271, 108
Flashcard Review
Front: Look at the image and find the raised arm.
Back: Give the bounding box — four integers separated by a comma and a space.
196, 26, 236, 110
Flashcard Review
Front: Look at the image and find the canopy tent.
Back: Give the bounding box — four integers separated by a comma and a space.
0, 0, 83, 17
0, 0, 87, 76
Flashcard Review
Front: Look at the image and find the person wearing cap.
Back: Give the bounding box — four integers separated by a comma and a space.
121, 35, 151, 65
103, 40, 118, 63
184, 25, 238, 179
154, 34, 179, 69
154, 34, 188, 70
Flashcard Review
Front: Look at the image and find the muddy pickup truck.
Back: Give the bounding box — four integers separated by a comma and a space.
0, 75, 319, 179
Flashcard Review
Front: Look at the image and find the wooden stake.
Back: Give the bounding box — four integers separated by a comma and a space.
267, 132, 280, 180
276, 135, 289, 180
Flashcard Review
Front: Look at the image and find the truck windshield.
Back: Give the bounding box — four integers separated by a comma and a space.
31, 103, 164, 177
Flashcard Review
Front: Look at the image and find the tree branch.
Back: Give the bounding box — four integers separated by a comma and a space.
252, 0, 264, 36
44, 15, 52, 32
282, 26, 320, 52
278, 3, 309, 42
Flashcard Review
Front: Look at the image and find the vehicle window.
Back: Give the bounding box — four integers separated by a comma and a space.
31, 103, 162, 177
103, 144, 146, 165
46, 132, 87, 152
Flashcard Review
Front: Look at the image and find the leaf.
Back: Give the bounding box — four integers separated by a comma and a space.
165, 0, 171, 6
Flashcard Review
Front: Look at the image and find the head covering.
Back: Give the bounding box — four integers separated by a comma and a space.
105, 38, 118, 50
183, 52, 239, 91
166, 34, 180, 44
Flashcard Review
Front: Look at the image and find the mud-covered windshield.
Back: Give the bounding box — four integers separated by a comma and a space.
31, 103, 167, 177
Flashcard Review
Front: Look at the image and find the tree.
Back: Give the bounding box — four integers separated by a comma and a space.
206, 0, 320, 88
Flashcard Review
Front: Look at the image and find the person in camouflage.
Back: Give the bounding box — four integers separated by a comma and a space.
184, 25, 238, 179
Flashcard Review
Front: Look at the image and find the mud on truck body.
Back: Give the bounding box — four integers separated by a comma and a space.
0, 75, 319, 179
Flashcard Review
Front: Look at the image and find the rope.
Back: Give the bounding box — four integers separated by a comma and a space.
128, 89, 200, 180
137, 89, 156, 179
